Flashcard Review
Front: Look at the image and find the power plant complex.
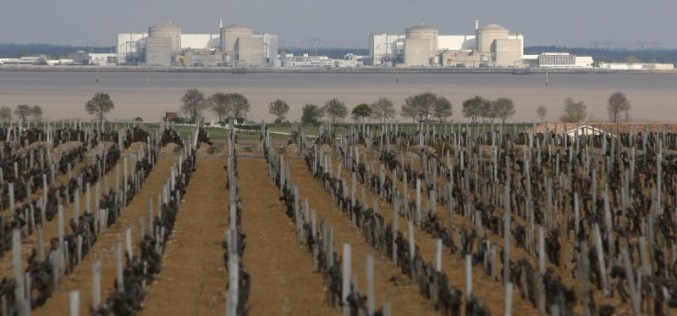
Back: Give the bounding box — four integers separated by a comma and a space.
370, 21, 525, 68
105, 20, 604, 69
117, 20, 278, 67
2, 19, 672, 70
117, 20, 531, 68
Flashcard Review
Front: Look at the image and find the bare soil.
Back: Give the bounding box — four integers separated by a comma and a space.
236, 157, 336, 315
140, 158, 229, 316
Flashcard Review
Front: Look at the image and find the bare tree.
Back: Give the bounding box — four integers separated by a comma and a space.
351, 103, 372, 123
400, 92, 437, 123
269, 99, 290, 123
323, 98, 348, 123
14, 104, 32, 123
433, 96, 452, 122
536, 105, 547, 121
493, 97, 516, 124
607, 92, 631, 123
208, 93, 231, 122
369, 97, 395, 124
560, 97, 587, 123
85, 92, 115, 126
225, 93, 251, 120
301, 104, 323, 124
462, 96, 490, 123
0, 106, 11, 124
181, 89, 208, 123
400, 100, 418, 123
479, 101, 496, 123
30, 105, 42, 122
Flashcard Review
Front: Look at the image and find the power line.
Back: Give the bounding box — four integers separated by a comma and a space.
590, 41, 613, 50
637, 41, 660, 50
302, 38, 327, 56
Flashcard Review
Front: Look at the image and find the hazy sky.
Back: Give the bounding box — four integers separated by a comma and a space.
1, 0, 675, 49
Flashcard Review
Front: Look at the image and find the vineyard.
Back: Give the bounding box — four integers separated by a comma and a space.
0, 121, 676, 315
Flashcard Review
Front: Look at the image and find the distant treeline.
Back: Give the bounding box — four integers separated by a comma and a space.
525, 46, 677, 64
0, 44, 114, 58
2, 43, 676, 65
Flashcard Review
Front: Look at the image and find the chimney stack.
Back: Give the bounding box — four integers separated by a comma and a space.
475, 20, 479, 31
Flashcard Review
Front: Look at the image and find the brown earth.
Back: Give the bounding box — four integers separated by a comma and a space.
236, 157, 336, 315
140, 157, 229, 316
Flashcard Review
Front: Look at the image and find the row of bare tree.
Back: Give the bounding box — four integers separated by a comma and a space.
0, 104, 42, 124
180, 89, 251, 123
537, 92, 631, 123
5, 89, 631, 126
3, 92, 115, 126
302, 93, 514, 125
3, 92, 117, 127
145, 89, 633, 125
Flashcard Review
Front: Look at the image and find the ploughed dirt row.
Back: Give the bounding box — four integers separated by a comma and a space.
140, 157, 229, 316
33, 156, 177, 316
328, 153, 539, 316
0, 150, 129, 279
287, 157, 436, 315
235, 157, 336, 315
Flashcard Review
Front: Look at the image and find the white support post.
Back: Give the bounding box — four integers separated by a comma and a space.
342, 244, 352, 313
367, 254, 375, 316
70, 291, 79, 316
465, 254, 473, 299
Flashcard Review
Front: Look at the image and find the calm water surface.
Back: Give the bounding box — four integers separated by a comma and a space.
0, 71, 675, 122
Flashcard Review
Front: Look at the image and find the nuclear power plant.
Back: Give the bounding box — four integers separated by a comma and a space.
369, 21, 525, 68
117, 20, 278, 67
107, 19, 606, 70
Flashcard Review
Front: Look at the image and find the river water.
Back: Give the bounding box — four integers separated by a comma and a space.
0, 71, 675, 123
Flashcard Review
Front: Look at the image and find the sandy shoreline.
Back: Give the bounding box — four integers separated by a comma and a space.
1, 64, 676, 74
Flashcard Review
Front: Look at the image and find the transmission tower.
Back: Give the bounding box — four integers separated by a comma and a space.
637, 41, 660, 50
591, 41, 613, 50
302, 38, 327, 56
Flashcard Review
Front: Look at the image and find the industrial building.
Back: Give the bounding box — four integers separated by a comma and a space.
369, 21, 524, 68
117, 20, 278, 67
522, 53, 594, 68
84, 53, 118, 66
